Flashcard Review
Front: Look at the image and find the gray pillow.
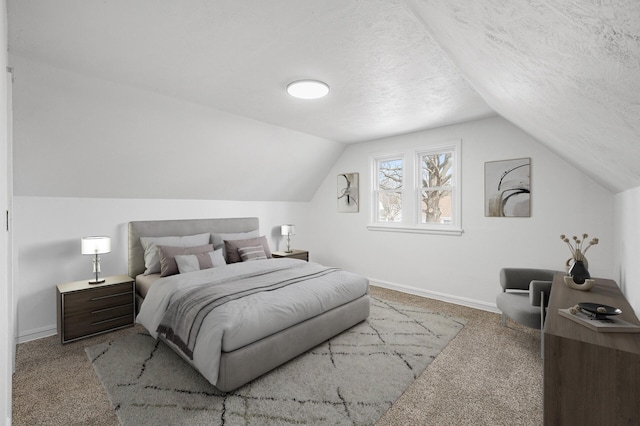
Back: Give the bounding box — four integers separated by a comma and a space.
140, 233, 211, 275
224, 236, 272, 264
212, 230, 260, 252
157, 244, 214, 277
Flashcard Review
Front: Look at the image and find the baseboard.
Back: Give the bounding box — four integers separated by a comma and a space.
370, 278, 500, 314
17, 325, 57, 344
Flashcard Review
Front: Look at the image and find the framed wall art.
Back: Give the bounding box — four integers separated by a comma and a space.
485, 158, 530, 217
337, 173, 359, 213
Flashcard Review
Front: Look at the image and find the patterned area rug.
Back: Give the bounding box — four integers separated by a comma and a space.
86, 296, 465, 425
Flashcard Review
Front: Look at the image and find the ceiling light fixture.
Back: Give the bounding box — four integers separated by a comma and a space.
286, 80, 329, 99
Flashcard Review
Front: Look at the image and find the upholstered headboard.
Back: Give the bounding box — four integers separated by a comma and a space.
128, 217, 259, 278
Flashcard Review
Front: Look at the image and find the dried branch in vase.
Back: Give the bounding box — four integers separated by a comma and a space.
560, 233, 599, 261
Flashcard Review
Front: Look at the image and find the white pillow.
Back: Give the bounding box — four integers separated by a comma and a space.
140, 233, 211, 275
175, 249, 225, 274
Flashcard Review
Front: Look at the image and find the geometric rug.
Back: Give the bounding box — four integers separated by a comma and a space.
85, 296, 466, 425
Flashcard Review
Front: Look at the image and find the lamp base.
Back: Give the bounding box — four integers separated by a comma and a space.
88, 279, 105, 285
285, 250, 293, 253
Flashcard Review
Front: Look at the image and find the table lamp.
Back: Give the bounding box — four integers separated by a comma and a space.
81, 236, 111, 284
281, 225, 296, 253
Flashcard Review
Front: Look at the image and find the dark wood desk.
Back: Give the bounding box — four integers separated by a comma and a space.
544, 273, 640, 424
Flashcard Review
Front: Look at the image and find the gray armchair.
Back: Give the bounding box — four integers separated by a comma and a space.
496, 268, 557, 330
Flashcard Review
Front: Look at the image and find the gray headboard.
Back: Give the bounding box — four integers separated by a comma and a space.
128, 217, 259, 278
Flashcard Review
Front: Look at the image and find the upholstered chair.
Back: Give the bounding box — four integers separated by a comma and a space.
496, 268, 558, 330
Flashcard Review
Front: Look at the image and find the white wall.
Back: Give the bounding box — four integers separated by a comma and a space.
14, 196, 311, 342
307, 116, 619, 311
1, 0, 12, 422
614, 186, 640, 314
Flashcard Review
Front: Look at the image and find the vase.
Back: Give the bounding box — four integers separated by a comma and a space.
568, 260, 590, 284
565, 249, 589, 272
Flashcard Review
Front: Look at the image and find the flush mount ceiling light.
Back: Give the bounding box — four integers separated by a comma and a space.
286, 80, 330, 99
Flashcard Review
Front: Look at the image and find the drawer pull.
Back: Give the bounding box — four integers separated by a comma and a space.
91, 315, 133, 326
90, 291, 131, 301
91, 305, 130, 315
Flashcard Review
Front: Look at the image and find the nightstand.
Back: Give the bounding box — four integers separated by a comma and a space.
272, 249, 309, 261
56, 274, 135, 344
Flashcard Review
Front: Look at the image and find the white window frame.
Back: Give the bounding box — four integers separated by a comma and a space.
372, 154, 405, 225
368, 140, 463, 236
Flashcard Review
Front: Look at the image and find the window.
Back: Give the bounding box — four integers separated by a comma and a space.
374, 156, 403, 223
370, 141, 462, 235
418, 149, 454, 225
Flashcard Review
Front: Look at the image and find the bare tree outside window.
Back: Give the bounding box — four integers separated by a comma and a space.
375, 158, 403, 222
420, 152, 453, 224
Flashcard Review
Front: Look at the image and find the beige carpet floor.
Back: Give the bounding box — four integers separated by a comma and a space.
12, 286, 542, 425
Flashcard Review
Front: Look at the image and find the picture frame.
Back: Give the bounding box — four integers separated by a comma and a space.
337, 173, 359, 213
484, 158, 530, 217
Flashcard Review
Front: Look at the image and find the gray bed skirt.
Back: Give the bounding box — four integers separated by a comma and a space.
217, 294, 370, 391
161, 294, 370, 392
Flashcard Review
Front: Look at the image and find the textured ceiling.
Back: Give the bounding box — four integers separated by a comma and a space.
7, 0, 640, 193
7, 0, 494, 143
406, 0, 640, 193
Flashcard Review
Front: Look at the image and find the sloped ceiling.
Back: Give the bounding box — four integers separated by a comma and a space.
7, 0, 640, 197
7, 0, 494, 143
406, 0, 640, 193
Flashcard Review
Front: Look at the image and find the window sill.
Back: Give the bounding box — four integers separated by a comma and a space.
366, 224, 464, 236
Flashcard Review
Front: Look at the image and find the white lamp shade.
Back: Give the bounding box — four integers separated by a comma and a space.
81, 236, 111, 255
281, 225, 296, 236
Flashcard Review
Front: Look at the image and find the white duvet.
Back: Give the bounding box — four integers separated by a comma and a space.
136, 258, 369, 387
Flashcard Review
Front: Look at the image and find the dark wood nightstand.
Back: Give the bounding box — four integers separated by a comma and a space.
56, 274, 135, 344
272, 249, 309, 261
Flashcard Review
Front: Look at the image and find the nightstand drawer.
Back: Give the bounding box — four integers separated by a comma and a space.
63, 283, 133, 316
63, 304, 134, 341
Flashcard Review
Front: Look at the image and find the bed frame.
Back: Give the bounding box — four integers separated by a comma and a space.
128, 217, 370, 392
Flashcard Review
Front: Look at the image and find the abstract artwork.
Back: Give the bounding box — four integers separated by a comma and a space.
485, 158, 530, 217
337, 173, 359, 213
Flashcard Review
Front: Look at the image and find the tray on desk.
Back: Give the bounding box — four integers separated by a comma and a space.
559, 308, 640, 333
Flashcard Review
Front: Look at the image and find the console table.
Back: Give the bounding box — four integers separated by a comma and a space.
544, 273, 640, 424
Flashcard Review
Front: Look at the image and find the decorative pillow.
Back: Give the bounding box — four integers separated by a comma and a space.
209, 248, 226, 267
212, 230, 260, 258
224, 236, 272, 264
175, 249, 226, 274
238, 245, 267, 262
140, 233, 210, 275
157, 244, 214, 277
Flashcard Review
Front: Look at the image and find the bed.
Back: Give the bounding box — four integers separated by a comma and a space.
129, 217, 370, 392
